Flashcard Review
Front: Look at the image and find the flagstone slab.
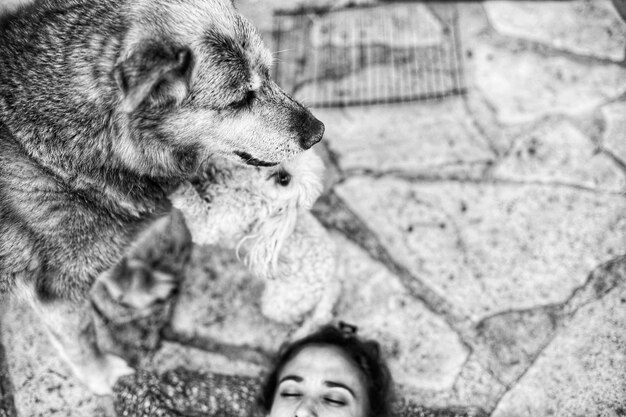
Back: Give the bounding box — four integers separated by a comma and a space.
484, 0, 626, 61
474, 44, 626, 124
1, 301, 114, 417
448, 357, 505, 411
492, 119, 626, 192
336, 177, 626, 320
333, 233, 468, 393
472, 306, 560, 386
313, 100, 494, 175
602, 100, 626, 166
0, 338, 16, 417
491, 272, 626, 417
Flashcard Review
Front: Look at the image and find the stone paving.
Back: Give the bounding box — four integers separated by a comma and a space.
1, 1, 625, 416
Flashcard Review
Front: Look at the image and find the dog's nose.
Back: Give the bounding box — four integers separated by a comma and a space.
300, 115, 325, 150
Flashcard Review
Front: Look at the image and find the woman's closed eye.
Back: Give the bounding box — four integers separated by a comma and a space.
279, 391, 302, 398
324, 395, 347, 406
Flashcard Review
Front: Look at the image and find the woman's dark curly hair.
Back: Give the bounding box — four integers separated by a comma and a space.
258, 324, 394, 417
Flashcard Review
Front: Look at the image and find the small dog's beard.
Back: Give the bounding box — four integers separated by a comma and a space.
238, 205, 299, 280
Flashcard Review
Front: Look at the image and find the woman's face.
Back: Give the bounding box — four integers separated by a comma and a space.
269, 345, 367, 417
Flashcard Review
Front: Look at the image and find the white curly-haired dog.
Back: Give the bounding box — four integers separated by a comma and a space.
170, 150, 340, 337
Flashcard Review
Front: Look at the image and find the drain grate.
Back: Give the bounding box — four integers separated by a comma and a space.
272, 2, 466, 107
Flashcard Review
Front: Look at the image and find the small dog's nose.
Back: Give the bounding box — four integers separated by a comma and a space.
300, 116, 325, 150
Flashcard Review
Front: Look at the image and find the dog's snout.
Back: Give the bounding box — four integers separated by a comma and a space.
299, 114, 325, 150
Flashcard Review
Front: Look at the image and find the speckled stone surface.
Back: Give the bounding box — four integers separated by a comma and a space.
492, 120, 626, 192
332, 233, 469, 393
0, 336, 16, 417
473, 43, 626, 124
335, 177, 626, 319
1, 300, 115, 417
601, 101, 626, 164
484, 0, 626, 61
491, 261, 626, 417
313, 101, 494, 174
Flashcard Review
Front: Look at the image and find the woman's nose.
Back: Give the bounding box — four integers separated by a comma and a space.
294, 398, 318, 417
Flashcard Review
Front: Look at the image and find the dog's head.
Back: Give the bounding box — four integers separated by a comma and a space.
255, 148, 325, 211
223, 150, 325, 279
112, 0, 324, 175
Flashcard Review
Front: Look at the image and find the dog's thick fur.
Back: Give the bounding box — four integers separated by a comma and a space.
0, 0, 323, 394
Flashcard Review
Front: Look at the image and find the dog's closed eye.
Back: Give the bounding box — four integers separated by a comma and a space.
229, 90, 256, 110
269, 169, 291, 186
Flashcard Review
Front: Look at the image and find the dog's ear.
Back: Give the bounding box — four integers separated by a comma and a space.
113, 40, 193, 113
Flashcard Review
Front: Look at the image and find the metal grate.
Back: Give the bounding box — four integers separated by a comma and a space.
272, 2, 466, 107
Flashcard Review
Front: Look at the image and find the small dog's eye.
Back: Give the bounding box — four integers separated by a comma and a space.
270, 169, 291, 186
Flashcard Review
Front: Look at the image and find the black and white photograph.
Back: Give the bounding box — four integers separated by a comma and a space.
0, 0, 625, 416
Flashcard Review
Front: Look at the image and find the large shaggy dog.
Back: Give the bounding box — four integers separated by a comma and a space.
0, 0, 323, 394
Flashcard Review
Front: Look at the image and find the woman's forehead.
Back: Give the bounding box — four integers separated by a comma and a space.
279, 345, 366, 393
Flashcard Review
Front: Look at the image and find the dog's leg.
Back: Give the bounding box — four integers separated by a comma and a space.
24, 289, 134, 395
287, 213, 341, 340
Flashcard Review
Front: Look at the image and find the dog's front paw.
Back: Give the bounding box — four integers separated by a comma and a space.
79, 354, 135, 396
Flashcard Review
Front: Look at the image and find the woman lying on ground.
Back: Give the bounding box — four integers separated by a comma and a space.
114, 324, 485, 417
